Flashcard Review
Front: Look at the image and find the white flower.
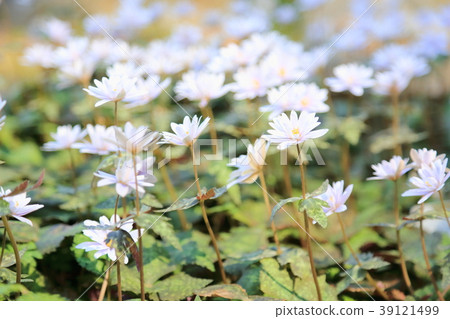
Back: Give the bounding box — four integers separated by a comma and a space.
0, 96, 6, 131
94, 159, 156, 197
392, 55, 430, 79
260, 83, 329, 119
72, 124, 117, 155
83, 76, 137, 107
160, 115, 210, 146
0, 189, 44, 226
259, 51, 307, 86
75, 215, 138, 263
227, 138, 267, 188
315, 181, 353, 217
402, 158, 450, 204
175, 71, 229, 108
229, 65, 275, 100
40, 18, 72, 44
324, 63, 374, 96
123, 76, 171, 108
262, 111, 328, 150
21, 44, 55, 68
410, 148, 446, 169
372, 70, 410, 95
106, 61, 145, 79
57, 58, 96, 88
111, 122, 161, 154
367, 156, 412, 181
42, 125, 87, 151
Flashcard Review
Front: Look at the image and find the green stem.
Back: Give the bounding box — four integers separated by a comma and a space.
132, 156, 145, 301
394, 180, 414, 295
391, 89, 402, 156
190, 144, 228, 283
98, 261, 111, 301
0, 228, 6, 266
68, 148, 78, 194
1, 216, 21, 284
438, 191, 450, 229
296, 144, 322, 301
259, 171, 282, 255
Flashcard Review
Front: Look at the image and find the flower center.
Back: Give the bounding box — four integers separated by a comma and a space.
252, 79, 261, 89
291, 128, 300, 135
279, 68, 286, 77
300, 97, 310, 107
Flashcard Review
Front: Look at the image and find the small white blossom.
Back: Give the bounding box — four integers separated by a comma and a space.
160, 115, 210, 147
368, 156, 412, 181
402, 158, 450, 204
324, 63, 374, 96
0, 189, 44, 226
83, 76, 137, 107
410, 148, 446, 169
75, 215, 138, 263
229, 65, 275, 100
42, 125, 87, 151
72, 124, 117, 155
262, 111, 328, 150
316, 181, 353, 216
123, 76, 171, 108
373, 70, 410, 96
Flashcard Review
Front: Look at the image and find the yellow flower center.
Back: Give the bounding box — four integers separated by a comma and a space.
300, 97, 310, 107
279, 68, 286, 77
14, 201, 20, 208
291, 128, 300, 135
252, 79, 260, 89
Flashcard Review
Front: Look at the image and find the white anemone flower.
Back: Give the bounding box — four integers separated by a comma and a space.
83, 76, 137, 107
94, 159, 156, 197
262, 111, 328, 150
175, 71, 229, 108
42, 125, 87, 151
75, 215, 138, 263
160, 115, 210, 146
402, 158, 450, 204
227, 138, 268, 188
72, 124, 117, 155
0, 189, 44, 226
372, 70, 411, 95
123, 76, 171, 108
21, 44, 55, 68
410, 148, 446, 169
315, 181, 353, 217
229, 65, 275, 100
324, 63, 374, 96
260, 83, 329, 119
367, 156, 412, 181
110, 122, 161, 154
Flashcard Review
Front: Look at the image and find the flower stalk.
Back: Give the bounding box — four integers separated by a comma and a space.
258, 171, 282, 254
391, 88, 402, 156
438, 191, 450, 228
296, 144, 322, 301
190, 144, 228, 283
1, 216, 21, 284
98, 261, 111, 301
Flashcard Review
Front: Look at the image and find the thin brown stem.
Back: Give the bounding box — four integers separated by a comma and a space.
1, 216, 21, 284
391, 89, 402, 156
337, 214, 389, 300
68, 149, 78, 194
98, 262, 111, 301
259, 171, 282, 254
296, 144, 322, 301
0, 228, 6, 267
190, 145, 228, 283
419, 204, 445, 301
159, 164, 188, 230
132, 156, 145, 301
114, 101, 118, 128
116, 262, 122, 301
205, 105, 218, 154
438, 191, 450, 228
394, 180, 414, 295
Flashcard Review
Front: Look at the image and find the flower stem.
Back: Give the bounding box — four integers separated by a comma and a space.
438, 191, 450, 228
190, 145, 228, 283
296, 144, 322, 301
132, 156, 145, 301
391, 89, 402, 156
114, 101, 118, 128
336, 214, 389, 300
0, 228, 6, 266
205, 105, 219, 154
159, 164, 189, 230
258, 171, 282, 255
419, 204, 445, 301
98, 261, 111, 301
1, 216, 21, 284
68, 148, 78, 194
393, 180, 414, 295
113, 195, 123, 301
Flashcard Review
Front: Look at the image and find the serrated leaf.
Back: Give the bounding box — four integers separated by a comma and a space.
36, 223, 84, 254
270, 197, 302, 222
309, 179, 329, 197
237, 264, 261, 295
0, 250, 26, 268
294, 275, 338, 301
298, 198, 329, 228
149, 273, 212, 300
135, 214, 181, 250
259, 258, 302, 300
219, 227, 267, 257
336, 266, 366, 293
154, 196, 199, 213
347, 253, 389, 270
194, 284, 249, 300
141, 193, 163, 209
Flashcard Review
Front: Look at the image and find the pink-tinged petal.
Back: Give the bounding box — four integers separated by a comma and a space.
116, 183, 130, 197
12, 215, 33, 226
418, 193, 434, 204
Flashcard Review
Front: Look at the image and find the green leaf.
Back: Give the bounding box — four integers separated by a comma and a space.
336, 265, 366, 293
135, 214, 181, 250
71, 234, 106, 275
5, 221, 39, 242
338, 117, 366, 145
298, 198, 329, 228
270, 197, 302, 222
294, 275, 338, 301
17, 292, 67, 301
154, 196, 199, 213
259, 258, 302, 300
347, 253, 389, 270
309, 179, 329, 197
219, 227, 267, 257
0, 250, 26, 268
96, 154, 118, 171
237, 264, 261, 295
141, 193, 163, 209
149, 273, 212, 300
0, 283, 28, 300
277, 248, 310, 279
0, 200, 9, 217
440, 253, 450, 289
194, 284, 249, 300
36, 223, 84, 254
